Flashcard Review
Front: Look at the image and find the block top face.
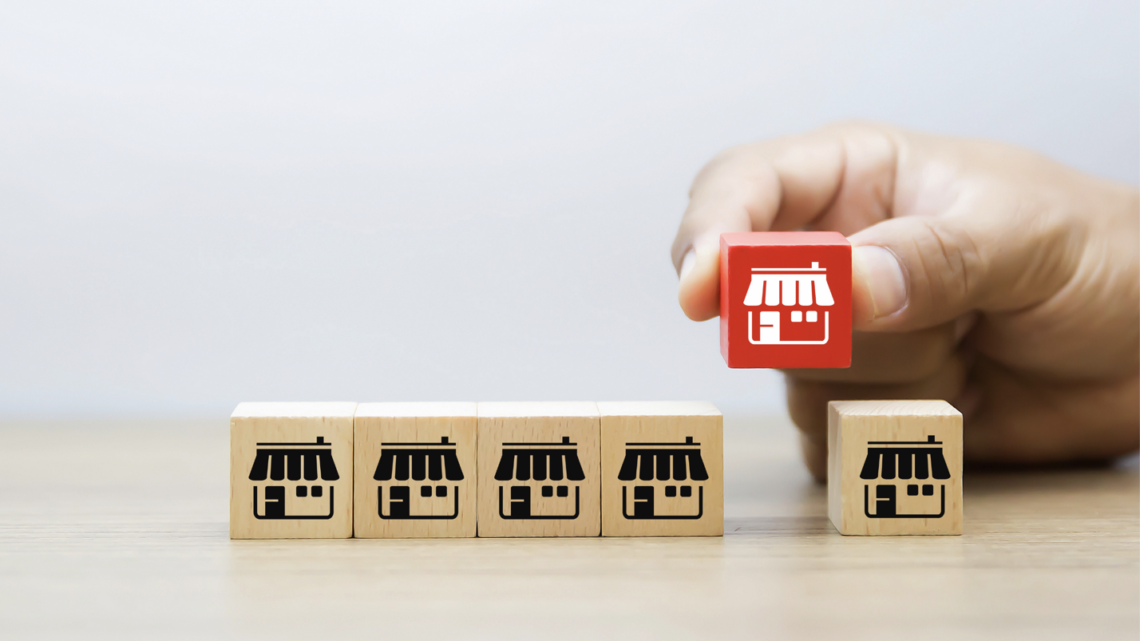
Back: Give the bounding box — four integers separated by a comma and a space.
355, 402, 478, 418
596, 401, 721, 417
831, 400, 961, 418
721, 230, 849, 247
719, 231, 852, 369
231, 402, 358, 419
477, 401, 599, 419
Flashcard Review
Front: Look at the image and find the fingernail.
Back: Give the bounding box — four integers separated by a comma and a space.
678, 248, 697, 284
853, 245, 907, 319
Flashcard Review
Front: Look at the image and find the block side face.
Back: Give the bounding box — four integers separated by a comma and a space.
230, 414, 354, 539
477, 413, 601, 537
354, 402, 478, 419
232, 402, 358, 419
600, 413, 723, 537
595, 401, 721, 417
835, 408, 962, 536
720, 234, 852, 369
827, 404, 846, 534
353, 413, 477, 538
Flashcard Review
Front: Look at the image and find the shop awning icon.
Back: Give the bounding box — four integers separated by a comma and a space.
616, 438, 709, 482
859, 438, 951, 480
374, 437, 464, 482
743, 262, 834, 346
743, 263, 835, 307
494, 437, 584, 520
249, 437, 340, 482
494, 437, 586, 482
861, 436, 951, 519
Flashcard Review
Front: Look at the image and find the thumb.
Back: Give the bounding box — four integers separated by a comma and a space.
849, 212, 1080, 331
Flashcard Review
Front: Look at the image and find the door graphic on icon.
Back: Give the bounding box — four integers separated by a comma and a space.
249, 437, 339, 520
861, 435, 951, 519
744, 261, 834, 345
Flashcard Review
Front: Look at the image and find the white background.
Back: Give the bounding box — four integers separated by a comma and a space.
1, 1, 1137, 418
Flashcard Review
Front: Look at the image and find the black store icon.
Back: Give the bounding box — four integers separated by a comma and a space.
494, 437, 585, 520
861, 435, 951, 519
374, 437, 464, 520
618, 437, 709, 520
249, 437, 339, 520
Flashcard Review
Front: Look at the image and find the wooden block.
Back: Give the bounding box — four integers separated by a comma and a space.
476, 402, 601, 537
719, 231, 852, 369
598, 402, 723, 537
230, 402, 356, 539
353, 402, 477, 538
828, 400, 963, 536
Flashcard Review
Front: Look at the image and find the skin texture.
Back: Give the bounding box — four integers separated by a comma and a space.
671, 122, 1140, 481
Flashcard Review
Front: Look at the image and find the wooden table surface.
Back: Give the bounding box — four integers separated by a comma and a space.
1, 416, 1136, 640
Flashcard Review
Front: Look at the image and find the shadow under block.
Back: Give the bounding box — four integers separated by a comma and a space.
353, 403, 477, 538
828, 400, 963, 536
476, 402, 601, 537
598, 402, 723, 537
230, 402, 356, 539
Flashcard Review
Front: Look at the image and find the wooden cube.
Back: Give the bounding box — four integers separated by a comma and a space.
353, 402, 477, 538
828, 400, 963, 536
230, 402, 356, 539
598, 402, 723, 537
476, 402, 601, 537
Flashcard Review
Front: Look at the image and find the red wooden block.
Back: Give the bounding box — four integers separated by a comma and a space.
720, 231, 852, 369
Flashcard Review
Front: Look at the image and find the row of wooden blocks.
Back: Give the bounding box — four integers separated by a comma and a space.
230, 401, 723, 539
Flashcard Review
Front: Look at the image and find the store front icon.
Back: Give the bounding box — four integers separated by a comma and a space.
375, 436, 465, 520
248, 437, 339, 520
494, 436, 585, 520
618, 437, 709, 520
861, 435, 951, 519
744, 262, 834, 346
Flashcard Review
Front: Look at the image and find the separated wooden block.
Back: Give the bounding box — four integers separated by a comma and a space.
598, 402, 723, 537
354, 402, 477, 538
230, 402, 356, 539
476, 402, 601, 537
828, 400, 963, 536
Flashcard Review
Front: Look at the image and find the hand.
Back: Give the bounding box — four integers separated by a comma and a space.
671, 122, 1139, 480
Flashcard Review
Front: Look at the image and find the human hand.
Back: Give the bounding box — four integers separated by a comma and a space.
671, 122, 1139, 479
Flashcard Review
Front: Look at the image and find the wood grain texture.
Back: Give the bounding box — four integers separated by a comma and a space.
598, 401, 723, 536
828, 400, 963, 535
230, 402, 356, 539
0, 417, 1135, 640
476, 402, 601, 537
354, 402, 477, 538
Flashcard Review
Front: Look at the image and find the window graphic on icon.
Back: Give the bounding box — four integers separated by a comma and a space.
249, 437, 339, 520
617, 437, 709, 520
744, 261, 834, 345
374, 436, 465, 520
494, 436, 585, 520
861, 435, 951, 519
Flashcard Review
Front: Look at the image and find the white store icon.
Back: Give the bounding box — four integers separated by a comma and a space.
744, 262, 834, 345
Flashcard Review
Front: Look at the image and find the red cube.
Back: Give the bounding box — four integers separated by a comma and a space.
720, 231, 852, 369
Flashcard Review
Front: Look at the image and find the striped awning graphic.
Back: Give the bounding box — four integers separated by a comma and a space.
859, 446, 951, 480
249, 438, 340, 481
616, 437, 709, 482
494, 437, 586, 482
743, 264, 834, 308
374, 437, 464, 482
